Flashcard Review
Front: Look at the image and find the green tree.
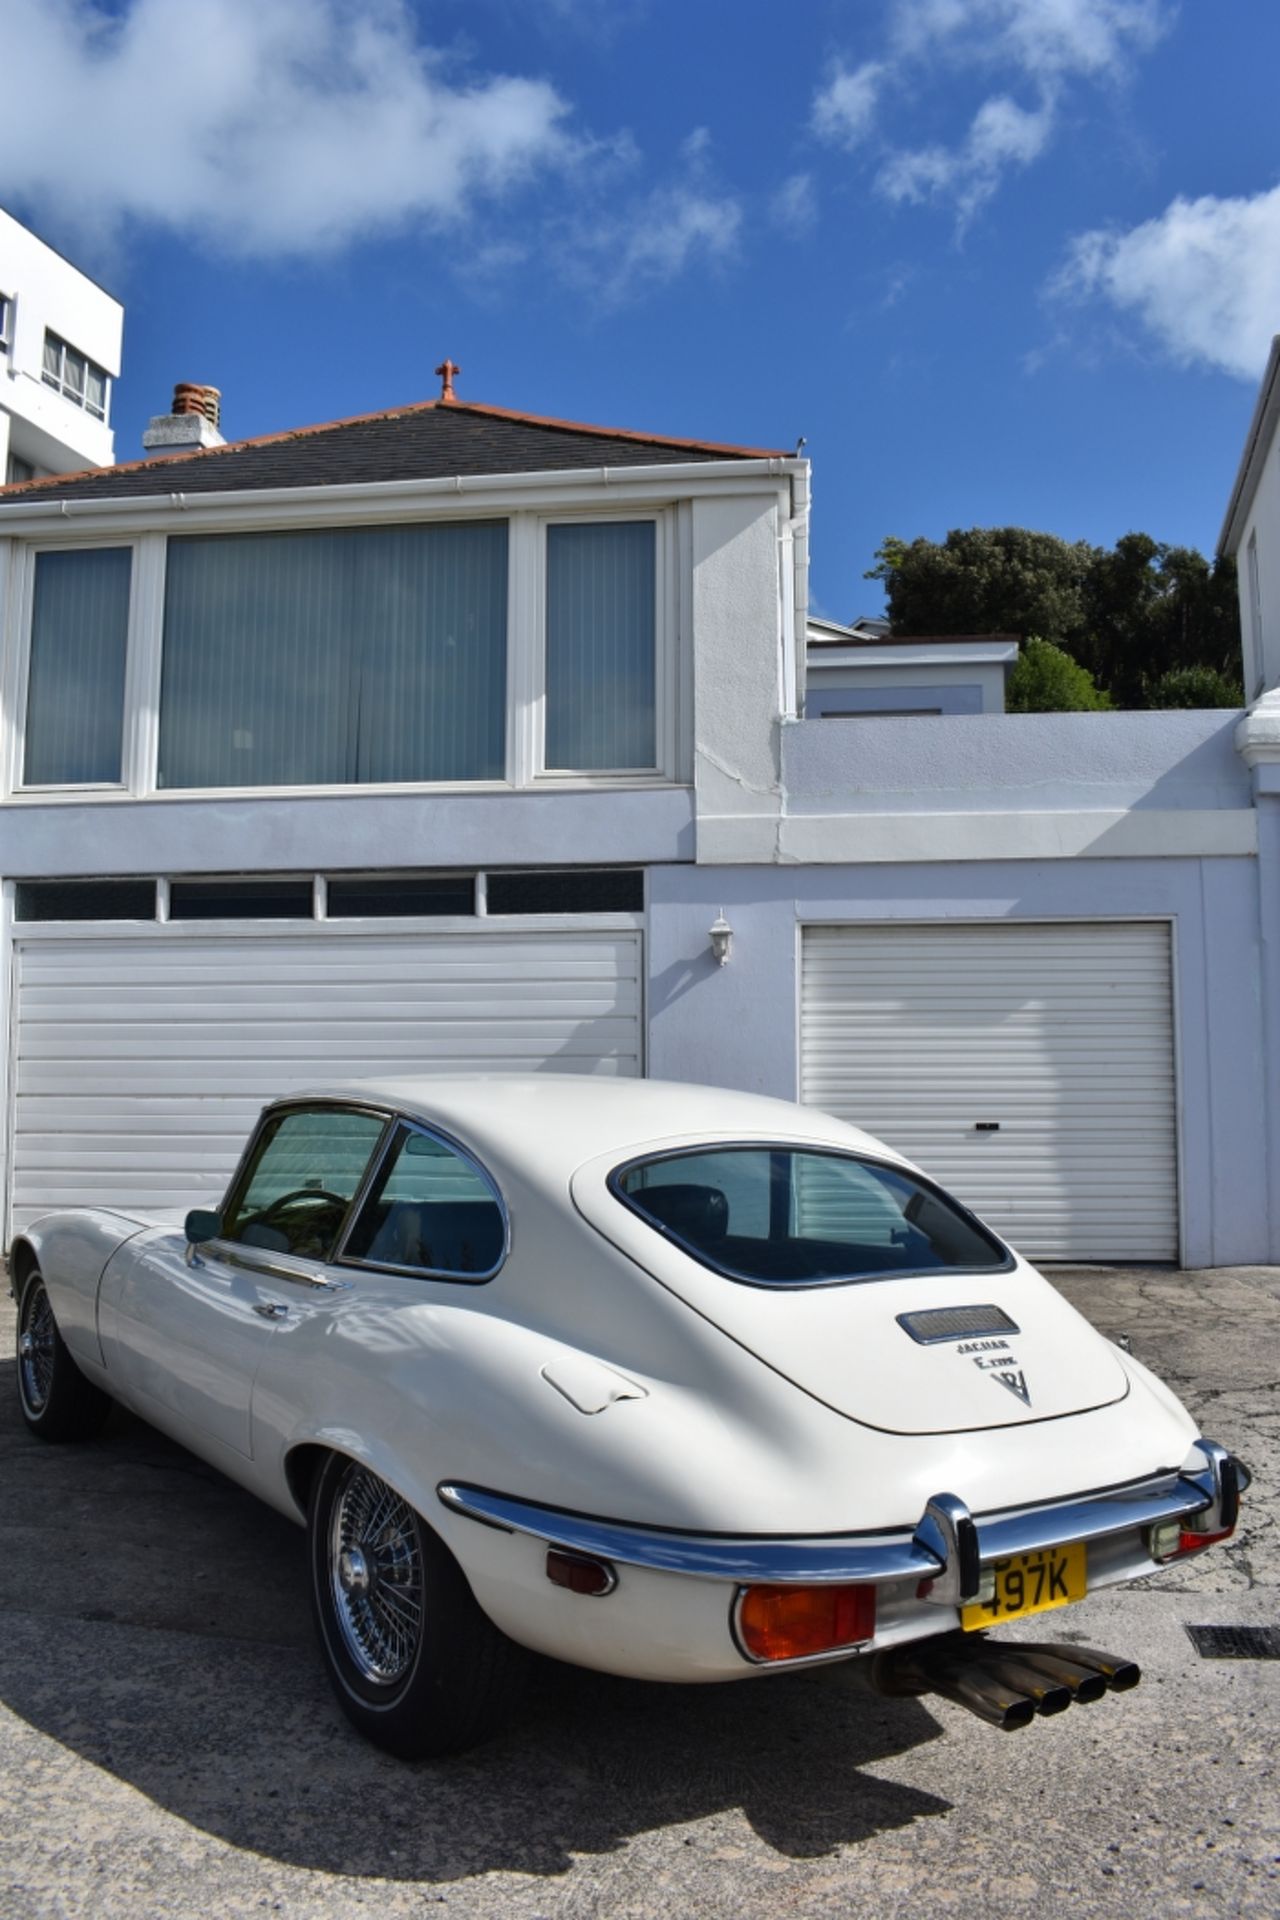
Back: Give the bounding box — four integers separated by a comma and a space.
1006, 638, 1113, 713
865, 527, 1092, 649
865, 527, 1241, 709
1144, 665, 1243, 709
1081, 540, 1239, 705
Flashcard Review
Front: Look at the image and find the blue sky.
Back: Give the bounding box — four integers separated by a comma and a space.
5, 0, 1280, 619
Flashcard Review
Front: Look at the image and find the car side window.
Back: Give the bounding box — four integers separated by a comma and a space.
221, 1106, 388, 1261
341, 1124, 506, 1279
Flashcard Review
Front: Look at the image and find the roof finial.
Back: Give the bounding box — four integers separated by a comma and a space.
435, 357, 461, 403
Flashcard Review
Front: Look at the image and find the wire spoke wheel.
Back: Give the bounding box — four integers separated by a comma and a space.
329, 1464, 425, 1686
18, 1280, 57, 1415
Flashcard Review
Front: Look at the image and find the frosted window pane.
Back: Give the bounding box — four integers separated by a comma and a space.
158, 521, 507, 788
545, 522, 656, 770
24, 547, 131, 784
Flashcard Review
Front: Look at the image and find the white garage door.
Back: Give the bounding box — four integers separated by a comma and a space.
9, 928, 642, 1231
801, 922, 1178, 1263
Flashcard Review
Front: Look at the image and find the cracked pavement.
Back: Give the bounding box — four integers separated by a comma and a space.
1, 1265, 1277, 1919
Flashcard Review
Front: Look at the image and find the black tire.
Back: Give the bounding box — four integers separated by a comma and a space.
15, 1266, 111, 1442
308, 1452, 526, 1758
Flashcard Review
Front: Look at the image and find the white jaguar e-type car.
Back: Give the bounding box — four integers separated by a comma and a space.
10, 1076, 1245, 1756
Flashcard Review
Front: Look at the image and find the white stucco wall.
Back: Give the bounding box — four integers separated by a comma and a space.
0, 209, 123, 475
0, 786, 695, 878
786, 709, 1250, 813
699, 708, 1254, 863
690, 492, 786, 835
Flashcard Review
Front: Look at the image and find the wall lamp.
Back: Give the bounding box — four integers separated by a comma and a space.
709, 909, 734, 967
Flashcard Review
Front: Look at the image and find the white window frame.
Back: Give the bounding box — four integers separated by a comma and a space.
0, 293, 11, 354
527, 506, 680, 786
3, 537, 137, 795
4, 508, 690, 799
41, 329, 111, 422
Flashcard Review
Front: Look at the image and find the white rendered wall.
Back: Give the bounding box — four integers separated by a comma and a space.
1239, 424, 1280, 697
0, 210, 122, 475
690, 492, 787, 851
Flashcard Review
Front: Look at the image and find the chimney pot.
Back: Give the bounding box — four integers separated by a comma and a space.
171, 382, 221, 427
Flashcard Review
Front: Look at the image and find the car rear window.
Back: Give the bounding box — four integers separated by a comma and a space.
611, 1146, 1009, 1287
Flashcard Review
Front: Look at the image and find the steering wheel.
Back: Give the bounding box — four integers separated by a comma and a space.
259, 1187, 349, 1219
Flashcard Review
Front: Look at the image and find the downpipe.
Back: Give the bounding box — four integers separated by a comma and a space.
869, 1634, 1141, 1732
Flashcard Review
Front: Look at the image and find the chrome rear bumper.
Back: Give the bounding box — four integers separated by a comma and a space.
438, 1438, 1242, 1598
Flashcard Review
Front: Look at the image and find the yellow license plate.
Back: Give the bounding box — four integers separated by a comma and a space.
961, 1541, 1087, 1631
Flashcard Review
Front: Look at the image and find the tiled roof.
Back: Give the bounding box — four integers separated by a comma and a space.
0, 397, 787, 505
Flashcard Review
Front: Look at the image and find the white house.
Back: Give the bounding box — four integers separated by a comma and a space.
1220, 333, 1280, 702
0, 366, 1274, 1271
805, 617, 1018, 714
0, 209, 124, 484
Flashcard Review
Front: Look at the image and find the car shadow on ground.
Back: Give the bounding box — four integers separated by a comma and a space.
0, 1357, 952, 1882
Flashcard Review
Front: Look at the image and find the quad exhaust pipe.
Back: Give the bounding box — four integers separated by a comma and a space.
870, 1635, 1141, 1732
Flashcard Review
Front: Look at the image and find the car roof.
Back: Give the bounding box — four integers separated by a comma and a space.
275, 1074, 893, 1179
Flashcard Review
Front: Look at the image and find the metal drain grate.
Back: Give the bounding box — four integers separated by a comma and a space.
1185, 1625, 1280, 1660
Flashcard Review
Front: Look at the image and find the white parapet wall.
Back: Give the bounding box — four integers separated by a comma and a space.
697, 707, 1255, 863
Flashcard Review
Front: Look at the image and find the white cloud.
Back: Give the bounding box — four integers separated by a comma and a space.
1054, 184, 1280, 380
814, 0, 1171, 222
812, 61, 886, 150
0, 0, 576, 258
890, 0, 1168, 82
560, 133, 742, 305
879, 93, 1054, 218
770, 172, 818, 237
592, 186, 741, 304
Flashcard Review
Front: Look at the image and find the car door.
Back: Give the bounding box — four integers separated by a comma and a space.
98, 1102, 390, 1458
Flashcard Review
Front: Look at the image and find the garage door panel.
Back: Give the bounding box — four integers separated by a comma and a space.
9, 929, 642, 1230
801, 922, 1177, 1264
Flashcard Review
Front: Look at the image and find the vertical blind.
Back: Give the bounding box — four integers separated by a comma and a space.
24, 546, 132, 785
545, 522, 656, 770
158, 521, 508, 788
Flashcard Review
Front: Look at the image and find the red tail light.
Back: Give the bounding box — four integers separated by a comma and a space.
736, 1583, 876, 1662
1148, 1520, 1236, 1564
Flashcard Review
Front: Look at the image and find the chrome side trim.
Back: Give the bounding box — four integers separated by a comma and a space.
221, 1249, 353, 1291
438, 1440, 1229, 1588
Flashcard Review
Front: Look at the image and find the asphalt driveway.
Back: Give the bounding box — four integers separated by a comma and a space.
1, 1265, 1277, 1920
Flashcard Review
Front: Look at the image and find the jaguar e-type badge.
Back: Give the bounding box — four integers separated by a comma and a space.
957, 1337, 1032, 1405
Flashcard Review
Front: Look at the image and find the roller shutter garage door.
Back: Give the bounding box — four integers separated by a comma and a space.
9, 928, 642, 1233
801, 922, 1178, 1263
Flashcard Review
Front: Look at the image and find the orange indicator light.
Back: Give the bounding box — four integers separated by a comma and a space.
737, 1583, 876, 1662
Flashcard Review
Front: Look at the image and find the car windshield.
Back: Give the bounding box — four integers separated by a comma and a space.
611, 1145, 1008, 1286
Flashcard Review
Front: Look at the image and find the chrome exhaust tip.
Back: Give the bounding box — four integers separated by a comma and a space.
1034, 1642, 1142, 1692
929, 1661, 1037, 1732
963, 1650, 1073, 1716
868, 1632, 1141, 1728
870, 1637, 1037, 1732
982, 1643, 1108, 1705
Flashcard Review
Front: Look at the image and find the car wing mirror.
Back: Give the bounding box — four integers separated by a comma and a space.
185, 1208, 223, 1246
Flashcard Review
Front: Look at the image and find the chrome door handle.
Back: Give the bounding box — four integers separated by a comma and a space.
253, 1301, 289, 1320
